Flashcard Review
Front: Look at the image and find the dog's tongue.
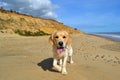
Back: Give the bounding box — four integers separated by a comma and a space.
56, 48, 63, 54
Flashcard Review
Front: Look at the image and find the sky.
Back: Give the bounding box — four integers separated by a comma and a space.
0, 0, 120, 33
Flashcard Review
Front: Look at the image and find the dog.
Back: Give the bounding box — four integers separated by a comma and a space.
49, 30, 74, 74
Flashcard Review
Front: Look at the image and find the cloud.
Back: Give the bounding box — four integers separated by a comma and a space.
0, 0, 58, 19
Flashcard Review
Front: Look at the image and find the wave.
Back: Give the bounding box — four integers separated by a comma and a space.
89, 32, 120, 41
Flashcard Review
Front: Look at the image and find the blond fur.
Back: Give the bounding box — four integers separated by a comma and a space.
49, 30, 73, 74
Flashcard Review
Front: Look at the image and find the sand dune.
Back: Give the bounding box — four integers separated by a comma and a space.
0, 33, 120, 80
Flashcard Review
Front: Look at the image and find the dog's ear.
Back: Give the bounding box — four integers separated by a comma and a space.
49, 35, 54, 45
67, 35, 72, 45
49, 31, 57, 45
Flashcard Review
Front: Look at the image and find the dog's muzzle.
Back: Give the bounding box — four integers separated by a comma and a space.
56, 41, 65, 54
58, 41, 63, 47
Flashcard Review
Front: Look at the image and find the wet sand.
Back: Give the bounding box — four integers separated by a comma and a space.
0, 33, 120, 80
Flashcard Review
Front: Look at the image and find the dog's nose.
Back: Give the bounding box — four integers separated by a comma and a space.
58, 41, 63, 46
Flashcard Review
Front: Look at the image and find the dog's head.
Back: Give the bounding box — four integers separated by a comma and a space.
49, 30, 72, 54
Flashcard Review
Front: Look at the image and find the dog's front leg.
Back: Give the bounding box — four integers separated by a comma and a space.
59, 59, 62, 66
53, 59, 61, 72
61, 57, 67, 74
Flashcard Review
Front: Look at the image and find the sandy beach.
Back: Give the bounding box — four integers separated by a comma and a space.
0, 33, 120, 80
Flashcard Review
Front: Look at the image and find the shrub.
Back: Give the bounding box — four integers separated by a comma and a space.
74, 28, 77, 30
20, 18, 25, 22
15, 29, 49, 36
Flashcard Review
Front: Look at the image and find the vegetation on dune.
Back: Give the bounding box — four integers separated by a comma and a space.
0, 7, 82, 36
15, 29, 49, 36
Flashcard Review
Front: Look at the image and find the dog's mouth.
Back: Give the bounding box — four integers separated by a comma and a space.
56, 47, 64, 54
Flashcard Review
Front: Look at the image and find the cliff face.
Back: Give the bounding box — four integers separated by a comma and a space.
0, 9, 82, 36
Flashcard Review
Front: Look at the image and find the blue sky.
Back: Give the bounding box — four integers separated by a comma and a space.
52, 0, 120, 32
0, 0, 120, 32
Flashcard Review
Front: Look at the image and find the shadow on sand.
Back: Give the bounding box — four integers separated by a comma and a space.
37, 58, 58, 72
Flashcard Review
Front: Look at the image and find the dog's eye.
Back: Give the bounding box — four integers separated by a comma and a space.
55, 36, 59, 39
63, 36, 66, 38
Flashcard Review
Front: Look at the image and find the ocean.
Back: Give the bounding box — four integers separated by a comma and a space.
89, 32, 120, 41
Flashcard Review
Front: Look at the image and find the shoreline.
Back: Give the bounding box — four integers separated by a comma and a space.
87, 33, 120, 42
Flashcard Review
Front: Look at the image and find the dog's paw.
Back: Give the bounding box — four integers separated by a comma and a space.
52, 66, 61, 72
62, 71, 68, 75
58, 67, 62, 72
68, 60, 74, 64
61, 68, 67, 75
70, 61, 74, 64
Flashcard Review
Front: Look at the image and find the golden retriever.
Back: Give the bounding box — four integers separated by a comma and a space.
49, 30, 73, 74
